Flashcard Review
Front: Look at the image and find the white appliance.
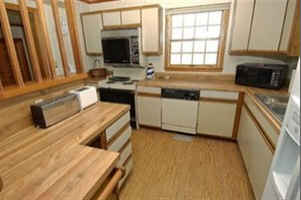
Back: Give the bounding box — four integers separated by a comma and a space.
69, 86, 98, 110
161, 88, 200, 134
262, 60, 300, 200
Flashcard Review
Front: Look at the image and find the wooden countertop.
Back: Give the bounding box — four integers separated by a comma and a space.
0, 102, 130, 200
137, 79, 289, 132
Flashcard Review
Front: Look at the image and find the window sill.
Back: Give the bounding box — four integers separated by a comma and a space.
165, 66, 223, 72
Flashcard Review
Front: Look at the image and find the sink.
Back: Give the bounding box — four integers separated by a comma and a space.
255, 94, 289, 122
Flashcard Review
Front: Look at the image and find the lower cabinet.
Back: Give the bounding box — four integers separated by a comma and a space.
137, 95, 161, 128
197, 101, 236, 138
238, 107, 273, 200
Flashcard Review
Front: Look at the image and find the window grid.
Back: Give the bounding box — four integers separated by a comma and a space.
169, 10, 223, 66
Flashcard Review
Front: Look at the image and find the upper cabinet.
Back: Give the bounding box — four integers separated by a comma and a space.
82, 14, 103, 55
102, 11, 121, 27
121, 9, 141, 26
80, 5, 162, 56
141, 7, 161, 55
230, 0, 300, 56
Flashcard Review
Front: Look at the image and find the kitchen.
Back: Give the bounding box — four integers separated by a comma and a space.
0, 0, 299, 200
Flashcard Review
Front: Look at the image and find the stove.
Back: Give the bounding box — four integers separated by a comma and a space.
100, 76, 138, 91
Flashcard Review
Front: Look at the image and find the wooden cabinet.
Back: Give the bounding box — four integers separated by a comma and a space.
238, 106, 273, 200
121, 9, 140, 26
230, 0, 255, 51
249, 0, 287, 51
141, 6, 161, 55
102, 11, 121, 27
230, 0, 300, 56
197, 101, 236, 138
81, 14, 103, 55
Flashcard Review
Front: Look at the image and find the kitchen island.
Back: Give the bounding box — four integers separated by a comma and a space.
0, 102, 130, 200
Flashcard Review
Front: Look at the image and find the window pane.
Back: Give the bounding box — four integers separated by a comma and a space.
183, 14, 195, 27
209, 11, 222, 25
196, 12, 208, 26
208, 26, 221, 38
182, 54, 192, 64
183, 27, 194, 39
171, 54, 181, 64
193, 54, 204, 65
206, 40, 219, 52
182, 41, 193, 52
171, 42, 182, 53
205, 53, 217, 64
195, 27, 208, 39
194, 41, 205, 52
172, 28, 183, 39
172, 15, 183, 27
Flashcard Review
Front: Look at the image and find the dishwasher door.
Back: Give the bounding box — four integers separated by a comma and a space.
162, 98, 199, 134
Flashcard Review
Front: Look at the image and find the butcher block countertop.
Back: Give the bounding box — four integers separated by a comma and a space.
0, 102, 130, 200
137, 78, 288, 132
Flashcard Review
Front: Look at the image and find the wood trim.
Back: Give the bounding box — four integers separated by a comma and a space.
287, 0, 300, 56
217, 9, 229, 70
36, 0, 57, 79
5, 2, 36, 13
139, 124, 162, 130
232, 92, 245, 139
100, 132, 107, 150
0, 1, 24, 87
18, 0, 43, 83
1, 73, 88, 100
166, 66, 223, 72
0, 80, 3, 93
65, 0, 85, 74
200, 97, 237, 104
81, 4, 160, 15
244, 103, 275, 153
118, 139, 131, 154
229, 50, 289, 56
107, 122, 130, 146
93, 168, 123, 200
124, 153, 132, 166
51, 0, 71, 77
102, 24, 141, 30
137, 92, 161, 98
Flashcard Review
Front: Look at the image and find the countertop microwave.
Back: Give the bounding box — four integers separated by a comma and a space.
235, 63, 288, 89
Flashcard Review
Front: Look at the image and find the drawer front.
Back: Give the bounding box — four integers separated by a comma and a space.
108, 126, 131, 152
117, 142, 132, 167
200, 90, 239, 100
118, 157, 133, 189
137, 86, 161, 94
244, 95, 279, 147
106, 112, 130, 141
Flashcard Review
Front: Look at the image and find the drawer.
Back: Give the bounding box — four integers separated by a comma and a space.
137, 86, 161, 94
108, 126, 131, 152
117, 142, 132, 167
106, 112, 130, 141
200, 90, 239, 100
244, 95, 279, 147
118, 156, 133, 189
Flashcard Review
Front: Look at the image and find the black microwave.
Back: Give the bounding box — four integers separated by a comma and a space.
235, 63, 288, 89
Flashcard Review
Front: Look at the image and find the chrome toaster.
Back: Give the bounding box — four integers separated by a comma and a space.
31, 93, 81, 128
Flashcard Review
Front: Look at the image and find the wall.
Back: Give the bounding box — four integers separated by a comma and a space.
82, 0, 288, 74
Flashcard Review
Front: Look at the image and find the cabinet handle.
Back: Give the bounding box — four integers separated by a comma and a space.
95, 168, 125, 200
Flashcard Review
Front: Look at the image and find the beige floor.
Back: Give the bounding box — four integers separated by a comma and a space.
119, 128, 255, 200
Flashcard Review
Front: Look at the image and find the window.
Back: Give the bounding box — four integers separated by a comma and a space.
166, 8, 229, 72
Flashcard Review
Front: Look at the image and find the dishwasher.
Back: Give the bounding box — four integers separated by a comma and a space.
161, 88, 200, 134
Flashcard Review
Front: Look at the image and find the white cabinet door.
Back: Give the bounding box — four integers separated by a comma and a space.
141, 7, 160, 53
238, 107, 273, 200
121, 9, 141, 25
102, 11, 121, 26
137, 96, 161, 128
249, 0, 288, 51
82, 14, 103, 54
197, 101, 236, 138
231, 0, 255, 51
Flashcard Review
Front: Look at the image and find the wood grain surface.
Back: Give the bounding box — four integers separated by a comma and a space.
119, 128, 255, 200
0, 103, 130, 200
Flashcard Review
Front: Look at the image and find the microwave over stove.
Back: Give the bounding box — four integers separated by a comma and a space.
235, 63, 288, 89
